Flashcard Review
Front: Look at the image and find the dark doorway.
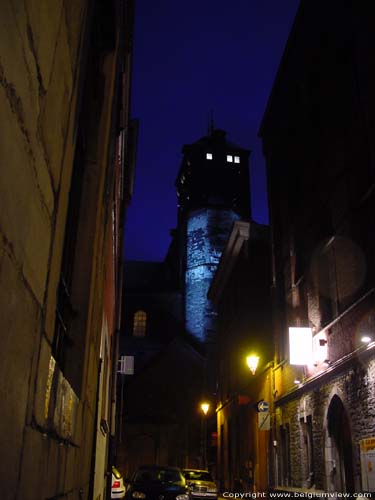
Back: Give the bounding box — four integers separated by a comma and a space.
326, 395, 354, 492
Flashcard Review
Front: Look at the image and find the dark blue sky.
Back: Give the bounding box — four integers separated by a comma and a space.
125, 0, 300, 261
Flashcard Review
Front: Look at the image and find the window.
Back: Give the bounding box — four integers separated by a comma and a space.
316, 241, 338, 326
183, 471, 213, 482
101, 344, 109, 420
53, 135, 86, 393
133, 310, 147, 337
227, 155, 240, 163
206, 153, 213, 160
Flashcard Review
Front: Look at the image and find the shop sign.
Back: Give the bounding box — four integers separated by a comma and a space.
360, 437, 375, 491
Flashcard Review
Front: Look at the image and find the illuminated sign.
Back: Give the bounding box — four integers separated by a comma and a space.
289, 327, 313, 365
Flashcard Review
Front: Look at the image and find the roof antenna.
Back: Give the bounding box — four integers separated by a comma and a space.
208, 109, 215, 136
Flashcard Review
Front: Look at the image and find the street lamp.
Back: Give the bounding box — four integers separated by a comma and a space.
361, 335, 372, 344
200, 402, 210, 469
246, 354, 260, 375
200, 402, 210, 415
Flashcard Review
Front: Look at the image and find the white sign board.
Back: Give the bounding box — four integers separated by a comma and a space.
258, 412, 270, 431
289, 327, 313, 365
118, 355, 134, 375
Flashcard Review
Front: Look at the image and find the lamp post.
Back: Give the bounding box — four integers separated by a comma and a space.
200, 402, 210, 469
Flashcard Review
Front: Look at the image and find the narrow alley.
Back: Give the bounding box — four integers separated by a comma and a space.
1, 1, 375, 499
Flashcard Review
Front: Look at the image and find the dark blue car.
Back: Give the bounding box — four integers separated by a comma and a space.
126, 465, 189, 500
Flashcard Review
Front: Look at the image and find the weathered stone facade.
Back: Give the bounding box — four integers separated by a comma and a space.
275, 353, 375, 492
260, 0, 375, 493
186, 208, 239, 340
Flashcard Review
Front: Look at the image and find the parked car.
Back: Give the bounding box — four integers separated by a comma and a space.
125, 465, 189, 500
112, 466, 126, 499
182, 469, 217, 500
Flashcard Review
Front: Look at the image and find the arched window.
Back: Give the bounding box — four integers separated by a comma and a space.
133, 310, 147, 337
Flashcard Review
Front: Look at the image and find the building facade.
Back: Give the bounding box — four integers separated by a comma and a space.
117, 260, 205, 476
0, 1, 135, 498
175, 128, 251, 342
260, 0, 375, 493
208, 221, 272, 492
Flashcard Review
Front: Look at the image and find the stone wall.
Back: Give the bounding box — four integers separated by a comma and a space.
185, 208, 239, 341
0, 2, 87, 499
276, 355, 375, 492
0, 0, 128, 498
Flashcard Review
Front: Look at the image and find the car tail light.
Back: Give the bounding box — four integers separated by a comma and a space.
113, 480, 121, 488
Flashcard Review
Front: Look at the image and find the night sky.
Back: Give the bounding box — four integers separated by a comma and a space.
125, 0, 300, 262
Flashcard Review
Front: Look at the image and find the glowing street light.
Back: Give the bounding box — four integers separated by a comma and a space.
200, 402, 210, 415
361, 336, 372, 344
246, 354, 260, 375
199, 402, 210, 469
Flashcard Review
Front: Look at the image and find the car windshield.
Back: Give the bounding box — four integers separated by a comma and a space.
184, 471, 213, 482
134, 469, 181, 483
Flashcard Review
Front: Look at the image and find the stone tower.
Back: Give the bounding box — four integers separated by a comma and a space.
175, 128, 251, 342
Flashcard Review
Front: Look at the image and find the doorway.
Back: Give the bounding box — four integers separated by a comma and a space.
325, 395, 354, 492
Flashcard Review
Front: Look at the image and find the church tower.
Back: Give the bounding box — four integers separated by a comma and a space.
175, 128, 251, 342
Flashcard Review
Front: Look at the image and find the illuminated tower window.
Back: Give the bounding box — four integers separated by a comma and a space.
206, 153, 213, 160
133, 310, 147, 337
234, 156, 240, 163
226, 155, 233, 163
